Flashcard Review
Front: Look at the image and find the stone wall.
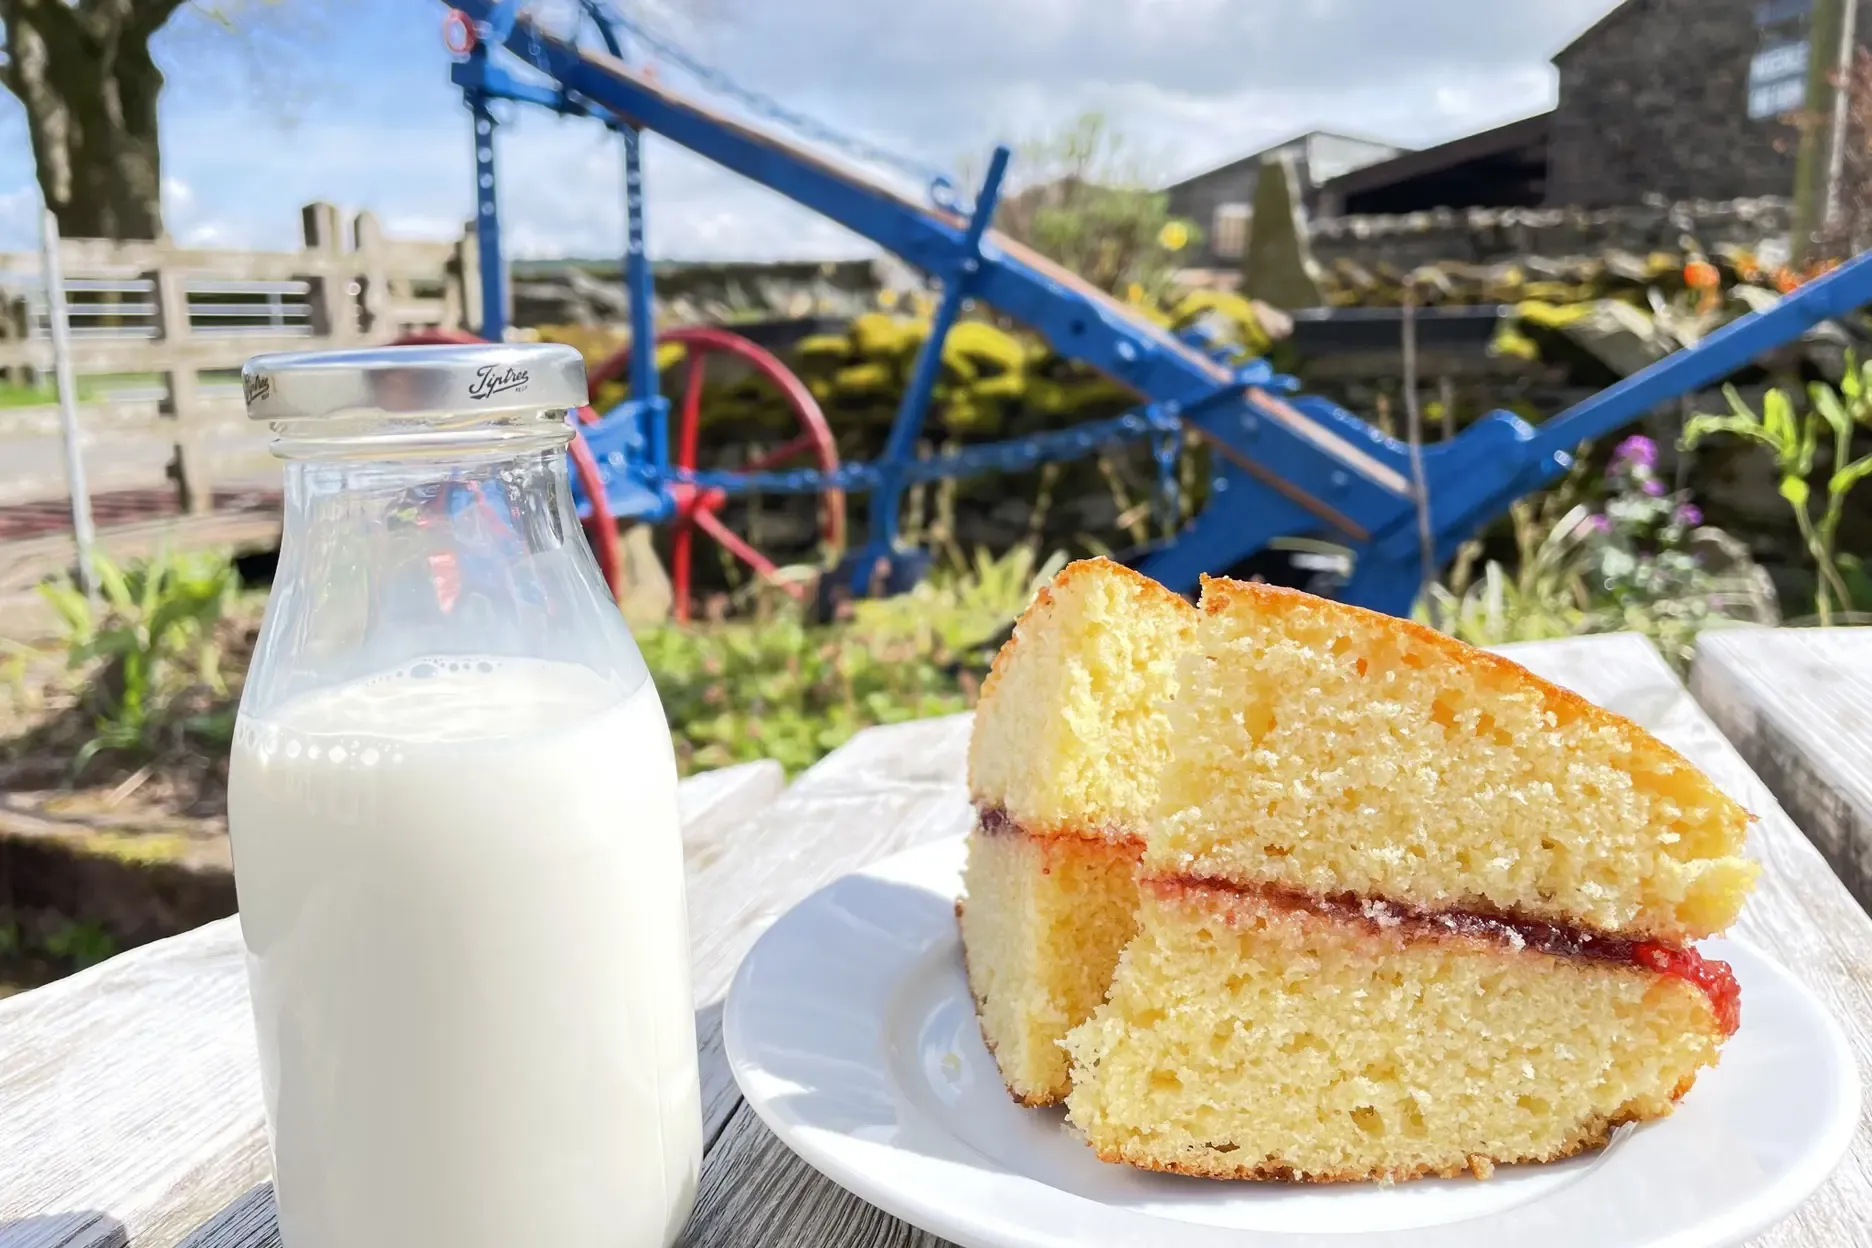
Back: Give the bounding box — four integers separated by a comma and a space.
1546, 0, 1872, 207
1308, 196, 1796, 272
509, 257, 901, 327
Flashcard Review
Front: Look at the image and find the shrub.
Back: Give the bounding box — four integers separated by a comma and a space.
1419, 439, 1777, 670
1685, 357, 1872, 625
38, 550, 238, 773
637, 546, 1062, 775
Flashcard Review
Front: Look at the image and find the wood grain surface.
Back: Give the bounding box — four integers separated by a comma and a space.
681, 634, 1872, 1248
1691, 627, 1872, 913
4, 634, 1869, 1247
0, 759, 786, 1248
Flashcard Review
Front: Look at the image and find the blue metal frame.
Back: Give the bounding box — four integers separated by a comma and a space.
441, 0, 1872, 618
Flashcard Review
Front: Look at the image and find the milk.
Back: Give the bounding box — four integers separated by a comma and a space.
227, 657, 701, 1248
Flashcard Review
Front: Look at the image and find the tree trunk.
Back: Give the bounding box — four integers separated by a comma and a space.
1, 0, 186, 241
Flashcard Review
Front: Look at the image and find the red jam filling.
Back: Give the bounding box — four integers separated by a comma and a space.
1152, 876, 1741, 1038
1634, 942, 1742, 1037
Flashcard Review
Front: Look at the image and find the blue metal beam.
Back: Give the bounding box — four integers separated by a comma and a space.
443, 0, 1415, 532
467, 87, 506, 341
1530, 249, 1872, 464
451, 59, 592, 116
860, 146, 1010, 579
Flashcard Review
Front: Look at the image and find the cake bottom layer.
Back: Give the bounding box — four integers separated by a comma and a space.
1063, 881, 1729, 1182
959, 822, 1142, 1105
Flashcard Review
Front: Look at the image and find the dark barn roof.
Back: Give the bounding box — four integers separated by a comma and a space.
1313, 113, 1553, 216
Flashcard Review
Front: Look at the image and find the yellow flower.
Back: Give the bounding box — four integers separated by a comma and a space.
1158, 220, 1190, 252
1125, 281, 1144, 304
877, 287, 899, 309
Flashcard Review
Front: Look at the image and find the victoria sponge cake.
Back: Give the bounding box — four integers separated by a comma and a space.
1060, 575, 1756, 1181
959, 557, 1195, 1105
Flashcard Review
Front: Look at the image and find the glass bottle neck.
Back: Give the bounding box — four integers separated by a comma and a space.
243, 443, 645, 720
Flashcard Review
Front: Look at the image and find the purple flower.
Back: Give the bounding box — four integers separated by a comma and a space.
1588, 514, 1613, 534
1675, 503, 1702, 527
1613, 435, 1658, 470
1642, 477, 1666, 496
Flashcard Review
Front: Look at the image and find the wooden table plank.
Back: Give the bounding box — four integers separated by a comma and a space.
10, 632, 1871, 1247
1690, 627, 1872, 912
0, 759, 787, 1248
683, 634, 1872, 1248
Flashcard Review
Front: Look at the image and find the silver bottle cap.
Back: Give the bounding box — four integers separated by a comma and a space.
241, 343, 589, 424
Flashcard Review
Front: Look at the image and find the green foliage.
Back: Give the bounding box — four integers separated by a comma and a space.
1419, 444, 1778, 671
0, 917, 117, 979
1418, 498, 1596, 646
991, 112, 1200, 300
39, 921, 117, 970
39, 550, 238, 773
1685, 355, 1872, 624
849, 546, 1069, 652
638, 546, 1062, 775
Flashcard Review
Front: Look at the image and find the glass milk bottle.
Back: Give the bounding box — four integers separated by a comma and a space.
228, 344, 701, 1248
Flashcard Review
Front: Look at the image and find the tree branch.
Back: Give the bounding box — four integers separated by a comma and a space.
66, 0, 189, 38
133, 0, 192, 30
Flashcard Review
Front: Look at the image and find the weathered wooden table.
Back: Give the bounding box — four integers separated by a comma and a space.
1692, 627, 1872, 915
3, 634, 1870, 1246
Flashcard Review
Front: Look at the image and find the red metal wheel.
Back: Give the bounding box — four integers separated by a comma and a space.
442, 8, 476, 55
587, 325, 843, 622
389, 329, 625, 602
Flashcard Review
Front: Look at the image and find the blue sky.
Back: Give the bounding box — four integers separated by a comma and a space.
0, 0, 1619, 261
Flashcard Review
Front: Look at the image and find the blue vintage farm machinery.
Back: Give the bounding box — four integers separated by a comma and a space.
434, 0, 1872, 621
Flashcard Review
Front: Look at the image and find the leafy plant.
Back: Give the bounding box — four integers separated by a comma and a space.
1685, 356, 1872, 624
989, 112, 1200, 299
1419, 438, 1777, 670
637, 546, 1061, 776
38, 550, 238, 772
1418, 496, 1597, 647
39, 921, 117, 970
850, 545, 1067, 653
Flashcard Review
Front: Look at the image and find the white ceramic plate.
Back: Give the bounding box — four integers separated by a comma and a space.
724, 837, 1859, 1248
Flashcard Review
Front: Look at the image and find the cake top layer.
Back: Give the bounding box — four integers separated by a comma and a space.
968, 558, 1196, 839
1146, 576, 1757, 943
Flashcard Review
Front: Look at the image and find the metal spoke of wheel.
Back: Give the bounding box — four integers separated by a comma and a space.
691, 501, 801, 595
671, 346, 709, 622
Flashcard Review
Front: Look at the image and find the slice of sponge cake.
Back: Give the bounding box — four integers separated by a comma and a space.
1061, 575, 1754, 1181
959, 557, 1196, 1105
1149, 576, 1757, 943
1062, 879, 1735, 1181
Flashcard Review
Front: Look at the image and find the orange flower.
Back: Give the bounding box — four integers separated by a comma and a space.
1773, 266, 1802, 294
1684, 258, 1720, 290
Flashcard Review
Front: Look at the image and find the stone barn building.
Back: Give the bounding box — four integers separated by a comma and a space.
1544, 0, 1862, 206
1168, 0, 1868, 231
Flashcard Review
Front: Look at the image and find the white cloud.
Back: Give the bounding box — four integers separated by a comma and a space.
0, 0, 1623, 260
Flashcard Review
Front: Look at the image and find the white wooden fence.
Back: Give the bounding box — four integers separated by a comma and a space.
0, 203, 481, 513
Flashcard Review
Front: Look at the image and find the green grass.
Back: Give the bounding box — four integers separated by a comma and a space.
0, 372, 164, 409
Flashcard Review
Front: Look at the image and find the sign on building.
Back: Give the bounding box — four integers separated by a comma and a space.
1749, 39, 1810, 118
1756, 0, 1812, 29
